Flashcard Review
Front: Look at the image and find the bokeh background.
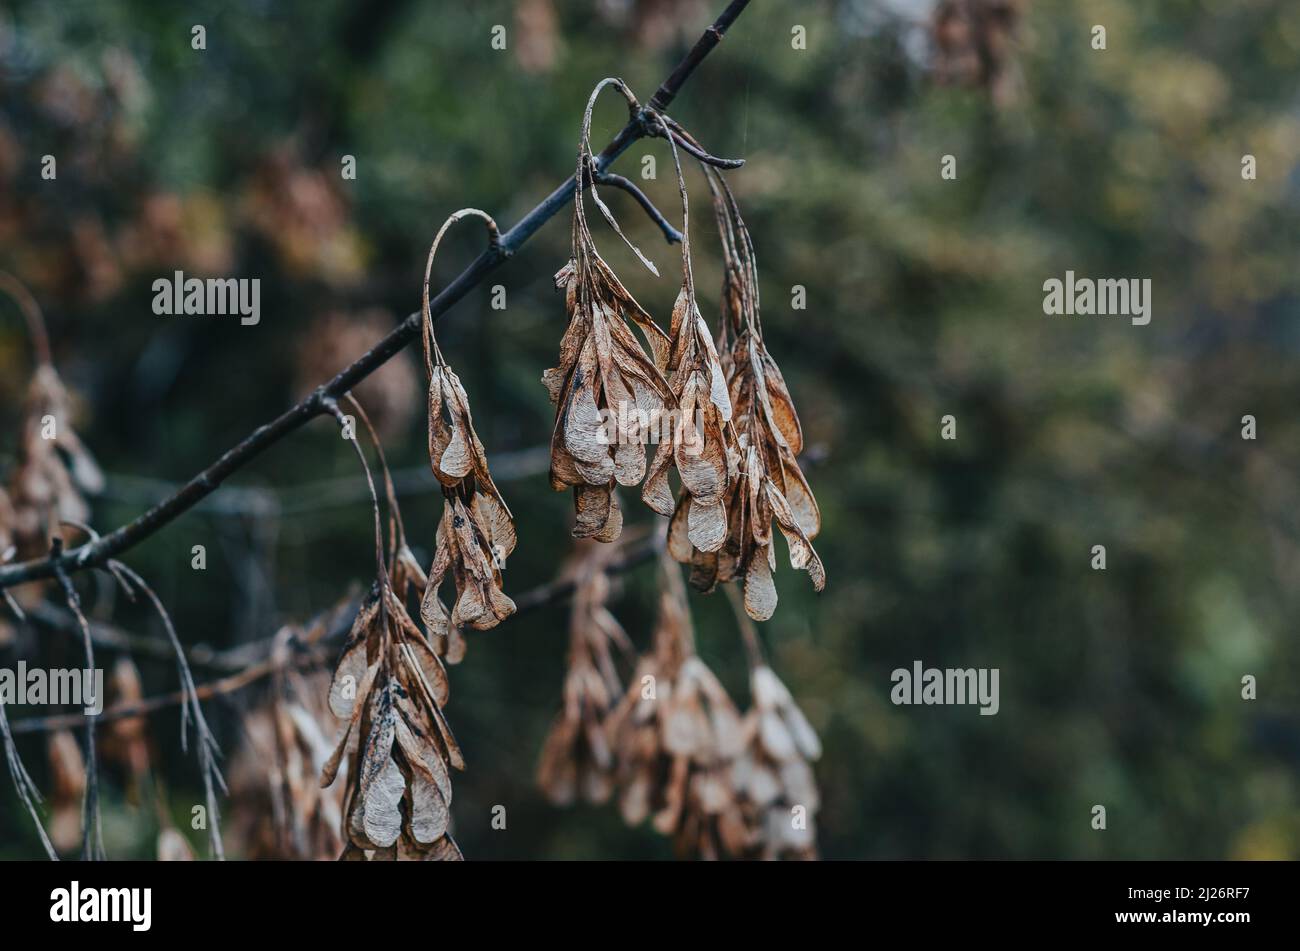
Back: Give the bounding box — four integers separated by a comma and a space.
3, 0, 1300, 859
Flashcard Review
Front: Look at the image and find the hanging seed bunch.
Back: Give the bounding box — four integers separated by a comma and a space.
323, 399, 464, 861
639, 113, 736, 559
46, 728, 86, 854
932, 0, 1025, 106
732, 664, 823, 860
606, 552, 751, 859
418, 211, 518, 662
0, 274, 104, 558
10, 365, 104, 537
228, 600, 360, 859
156, 827, 195, 862
545, 79, 674, 543
325, 555, 465, 860
664, 149, 824, 621
720, 591, 824, 860
537, 538, 636, 805
228, 659, 346, 861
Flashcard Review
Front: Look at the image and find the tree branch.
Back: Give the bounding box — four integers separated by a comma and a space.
648, 0, 750, 112
0, 0, 752, 591
8, 531, 663, 735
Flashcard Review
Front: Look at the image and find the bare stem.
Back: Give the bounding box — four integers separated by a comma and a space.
590, 169, 684, 244
0, 270, 53, 366
108, 560, 227, 860
10, 532, 662, 735
724, 582, 766, 669
51, 549, 105, 860
0, 699, 58, 858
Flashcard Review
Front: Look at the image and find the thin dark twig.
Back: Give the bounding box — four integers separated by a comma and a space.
578, 78, 660, 276
589, 168, 684, 244
0, 0, 754, 591
92, 445, 550, 518
510, 531, 663, 612
107, 561, 227, 860
10, 534, 663, 735
50, 547, 104, 860
0, 698, 58, 858
92, 439, 821, 520
646, 122, 745, 169
724, 582, 766, 670
25, 601, 252, 672
324, 397, 387, 580
421, 208, 501, 373
656, 112, 745, 169
11, 601, 357, 735
344, 394, 406, 561
10, 647, 320, 734
0, 270, 53, 366
649, 0, 751, 112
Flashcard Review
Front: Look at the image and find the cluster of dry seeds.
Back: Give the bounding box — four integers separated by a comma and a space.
546, 81, 675, 543
542, 540, 823, 859
731, 663, 823, 859
534, 86, 826, 856
604, 554, 750, 857
640, 114, 735, 557
419, 212, 518, 661
324, 540, 465, 860
321, 211, 524, 859
0, 274, 103, 564
1, 72, 831, 861
546, 94, 824, 622
536, 539, 634, 805
229, 663, 346, 861
677, 155, 826, 621
320, 76, 828, 860
932, 0, 1025, 105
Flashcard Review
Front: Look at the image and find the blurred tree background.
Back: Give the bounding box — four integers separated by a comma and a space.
2, 0, 1300, 859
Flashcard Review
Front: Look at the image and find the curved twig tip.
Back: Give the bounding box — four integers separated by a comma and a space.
590, 169, 684, 244
421, 208, 502, 369
0, 271, 53, 367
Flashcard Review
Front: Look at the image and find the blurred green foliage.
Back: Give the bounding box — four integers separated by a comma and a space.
2, 0, 1300, 859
